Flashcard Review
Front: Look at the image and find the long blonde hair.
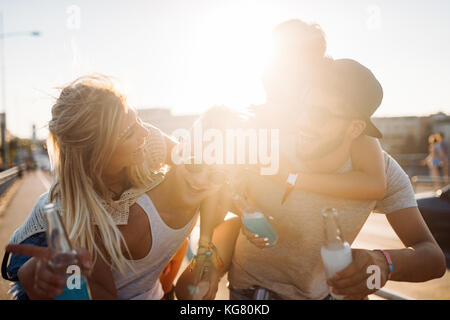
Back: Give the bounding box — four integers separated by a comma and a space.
47, 75, 155, 273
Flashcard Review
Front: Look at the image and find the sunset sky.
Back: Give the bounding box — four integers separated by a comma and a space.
1, 0, 450, 138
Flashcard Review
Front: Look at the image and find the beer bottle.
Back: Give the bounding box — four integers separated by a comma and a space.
44, 203, 91, 300
320, 207, 352, 300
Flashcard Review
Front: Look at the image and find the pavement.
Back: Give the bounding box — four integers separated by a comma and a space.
0, 170, 51, 300
0, 172, 449, 300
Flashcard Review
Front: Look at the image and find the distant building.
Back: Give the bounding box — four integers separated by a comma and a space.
372, 116, 429, 154
373, 112, 449, 155
137, 108, 199, 135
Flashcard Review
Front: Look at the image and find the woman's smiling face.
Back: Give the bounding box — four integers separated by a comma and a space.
106, 108, 149, 172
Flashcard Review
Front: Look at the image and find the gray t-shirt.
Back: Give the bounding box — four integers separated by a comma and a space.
228, 152, 417, 300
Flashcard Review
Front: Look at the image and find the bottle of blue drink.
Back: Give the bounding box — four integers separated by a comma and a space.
234, 193, 278, 247
44, 203, 91, 300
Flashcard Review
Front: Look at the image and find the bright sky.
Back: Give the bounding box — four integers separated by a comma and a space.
1, 0, 450, 139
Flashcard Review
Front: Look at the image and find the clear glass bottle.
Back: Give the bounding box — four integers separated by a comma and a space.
45, 203, 91, 300
320, 207, 352, 300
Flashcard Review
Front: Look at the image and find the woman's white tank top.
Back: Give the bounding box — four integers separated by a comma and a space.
112, 193, 197, 299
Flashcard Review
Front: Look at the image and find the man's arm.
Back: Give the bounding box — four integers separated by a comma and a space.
327, 154, 446, 299
327, 206, 446, 300
384, 206, 446, 282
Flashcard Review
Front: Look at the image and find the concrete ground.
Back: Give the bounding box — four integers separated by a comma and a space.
0, 170, 51, 299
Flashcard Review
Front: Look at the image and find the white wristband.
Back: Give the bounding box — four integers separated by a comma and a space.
286, 173, 298, 186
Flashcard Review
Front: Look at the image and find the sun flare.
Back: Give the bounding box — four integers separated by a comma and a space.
173, 6, 280, 114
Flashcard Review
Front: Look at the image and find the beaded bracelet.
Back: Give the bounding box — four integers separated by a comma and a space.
376, 249, 394, 280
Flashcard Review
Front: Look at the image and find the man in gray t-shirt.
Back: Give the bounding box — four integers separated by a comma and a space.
229, 153, 418, 299
227, 59, 446, 300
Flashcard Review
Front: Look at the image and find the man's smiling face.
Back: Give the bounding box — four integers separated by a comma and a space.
292, 87, 353, 161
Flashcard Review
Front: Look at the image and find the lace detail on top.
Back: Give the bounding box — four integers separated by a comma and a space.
101, 173, 165, 225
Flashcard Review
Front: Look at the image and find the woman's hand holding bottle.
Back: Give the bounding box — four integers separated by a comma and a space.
5, 244, 91, 299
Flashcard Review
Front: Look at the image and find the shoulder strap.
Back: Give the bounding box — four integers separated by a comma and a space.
1, 251, 17, 281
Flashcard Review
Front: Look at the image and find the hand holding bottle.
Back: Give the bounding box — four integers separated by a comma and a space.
5, 244, 91, 299
326, 249, 390, 300
233, 192, 278, 248
188, 240, 224, 300
241, 215, 276, 249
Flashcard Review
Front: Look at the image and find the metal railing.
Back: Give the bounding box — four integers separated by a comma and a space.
411, 175, 449, 193
0, 166, 19, 197
373, 288, 412, 300
411, 175, 448, 184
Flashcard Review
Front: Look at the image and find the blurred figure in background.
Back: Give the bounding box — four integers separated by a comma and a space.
436, 132, 449, 185
422, 134, 448, 190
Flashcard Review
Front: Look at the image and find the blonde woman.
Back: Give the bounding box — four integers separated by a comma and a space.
3, 75, 225, 299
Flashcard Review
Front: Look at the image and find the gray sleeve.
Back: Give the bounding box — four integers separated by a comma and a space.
374, 154, 417, 214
